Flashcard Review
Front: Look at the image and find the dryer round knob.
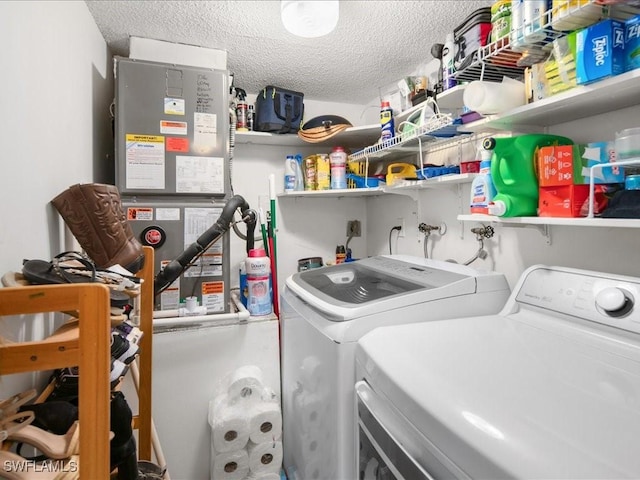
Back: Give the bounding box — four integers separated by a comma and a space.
595, 287, 633, 317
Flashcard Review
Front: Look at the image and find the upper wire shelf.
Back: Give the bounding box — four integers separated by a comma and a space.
348, 114, 464, 163
453, 0, 640, 83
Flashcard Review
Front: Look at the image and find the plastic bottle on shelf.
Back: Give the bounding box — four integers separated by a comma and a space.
469, 139, 497, 214
380, 101, 395, 144
245, 248, 272, 316
523, 0, 550, 44
442, 33, 457, 91
284, 155, 298, 192
487, 134, 573, 217
330, 146, 347, 189
510, 0, 525, 49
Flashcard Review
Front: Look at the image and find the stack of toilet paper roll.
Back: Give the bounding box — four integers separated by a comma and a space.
209, 365, 283, 480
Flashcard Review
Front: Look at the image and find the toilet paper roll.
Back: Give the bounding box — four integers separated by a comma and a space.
300, 356, 323, 392
245, 473, 280, 480
228, 365, 265, 402
301, 458, 326, 479
247, 440, 283, 475
297, 432, 324, 462
211, 449, 249, 480
209, 396, 250, 453
248, 402, 282, 444
293, 391, 326, 434
463, 77, 526, 115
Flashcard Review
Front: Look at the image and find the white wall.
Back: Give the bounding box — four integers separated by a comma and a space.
0, 1, 113, 394
0, 1, 113, 272
363, 106, 640, 288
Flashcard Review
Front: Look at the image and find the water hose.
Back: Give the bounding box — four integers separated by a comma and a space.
153, 195, 256, 297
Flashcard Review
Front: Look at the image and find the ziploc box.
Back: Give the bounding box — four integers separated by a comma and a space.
537, 142, 623, 186
626, 14, 640, 72
576, 19, 625, 85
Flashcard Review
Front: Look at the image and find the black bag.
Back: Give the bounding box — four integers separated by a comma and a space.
255, 86, 304, 134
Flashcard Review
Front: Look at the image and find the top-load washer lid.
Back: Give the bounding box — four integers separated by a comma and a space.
285, 255, 508, 322
356, 265, 640, 479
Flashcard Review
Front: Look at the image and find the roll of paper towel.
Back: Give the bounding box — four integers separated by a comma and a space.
245, 474, 280, 480
293, 391, 326, 434
211, 449, 249, 480
228, 365, 265, 402
247, 440, 283, 475
300, 356, 323, 392
463, 77, 526, 115
209, 396, 250, 453
248, 402, 282, 444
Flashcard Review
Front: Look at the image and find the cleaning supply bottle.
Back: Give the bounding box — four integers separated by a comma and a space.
330, 146, 347, 189
442, 33, 457, 91
284, 155, 298, 192
469, 140, 497, 214
246, 248, 272, 316
380, 101, 395, 144
488, 134, 573, 217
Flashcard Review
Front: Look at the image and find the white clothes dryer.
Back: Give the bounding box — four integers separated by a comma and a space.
355, 265, 640, 479
280, 255, 510, 480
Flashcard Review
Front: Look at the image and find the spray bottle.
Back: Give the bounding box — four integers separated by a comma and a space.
469, 139, 497, 214
380, 101, 395, 144
442, 33, 457, 91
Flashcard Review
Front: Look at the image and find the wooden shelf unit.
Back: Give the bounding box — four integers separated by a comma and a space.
0, 246, 155, 477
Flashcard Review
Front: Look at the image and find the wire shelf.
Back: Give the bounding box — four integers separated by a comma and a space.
453, 0, 640, 83
348, 114, 458, 162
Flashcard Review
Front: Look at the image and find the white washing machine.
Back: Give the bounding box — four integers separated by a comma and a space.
355, 264, 640, 479
280, 255, 510, 480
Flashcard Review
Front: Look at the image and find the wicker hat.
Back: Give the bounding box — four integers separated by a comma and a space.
298, 115, 353, 143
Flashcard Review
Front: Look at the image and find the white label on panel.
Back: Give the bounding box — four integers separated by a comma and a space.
175, 156, 224, 193
202, 281, 224, 312
156, 208, 181, 221
164, 98, 185, 115
159, 259, 180, 310
193, 112, 217, 154
160, 120, 188, 135
125, 134, 165, 189
183, 207, 223, 277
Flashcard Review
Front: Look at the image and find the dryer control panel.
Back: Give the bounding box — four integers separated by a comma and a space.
515, 266, 640, 334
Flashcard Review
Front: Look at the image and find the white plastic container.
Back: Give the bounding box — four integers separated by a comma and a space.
284, 155, 297, 191
523, 0, 548, 44
615, 127, 640, 160
246, 248, 272, 316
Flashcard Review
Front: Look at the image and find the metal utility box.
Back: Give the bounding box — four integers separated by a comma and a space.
114, 57, 232, 312
124, 198, 230, 312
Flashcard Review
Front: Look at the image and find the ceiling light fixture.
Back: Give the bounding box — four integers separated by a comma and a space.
281, 1, 339, 38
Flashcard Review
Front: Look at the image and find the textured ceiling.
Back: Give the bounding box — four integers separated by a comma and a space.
85, 0, 492, 104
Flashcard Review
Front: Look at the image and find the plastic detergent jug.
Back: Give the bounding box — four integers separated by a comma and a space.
469, 139, 496, 214
488, 134, 573, 217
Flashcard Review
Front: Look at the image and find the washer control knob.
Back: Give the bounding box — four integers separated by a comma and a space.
595, 287, 633, 316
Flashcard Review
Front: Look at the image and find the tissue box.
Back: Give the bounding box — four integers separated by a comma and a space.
538, 185, 609, 217
576, 19, 626, 85
537, 142, 624, 186
625, 14, 640, 72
